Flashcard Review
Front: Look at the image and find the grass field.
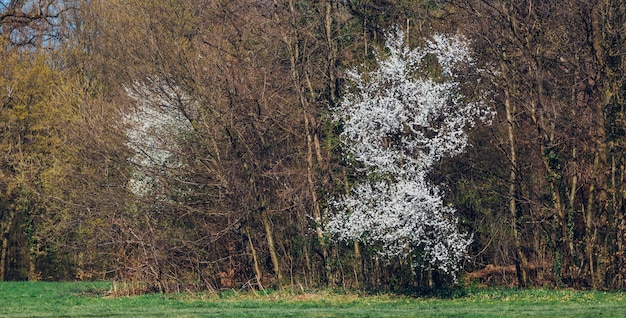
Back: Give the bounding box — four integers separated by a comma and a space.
1, 281, 626, 317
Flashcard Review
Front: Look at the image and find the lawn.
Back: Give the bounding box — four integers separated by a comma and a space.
1, 281, 626, 317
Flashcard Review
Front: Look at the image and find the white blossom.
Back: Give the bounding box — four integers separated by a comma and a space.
124, 78, 194, 196
326, 28, 491, 276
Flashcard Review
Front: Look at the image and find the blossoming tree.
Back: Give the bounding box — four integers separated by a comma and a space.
326, 28, 491, 277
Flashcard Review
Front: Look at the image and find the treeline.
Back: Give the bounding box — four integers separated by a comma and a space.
1, 0, 625, 291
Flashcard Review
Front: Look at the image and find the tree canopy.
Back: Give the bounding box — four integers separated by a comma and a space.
1, 0, 626, 292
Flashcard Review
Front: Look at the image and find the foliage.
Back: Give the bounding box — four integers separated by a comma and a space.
0, 38, 80, 280
1, 1, 133, 281
326, 28, 490, 276
2, 0, 626, 292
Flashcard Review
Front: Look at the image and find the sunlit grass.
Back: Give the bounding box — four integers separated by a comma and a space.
2, 282, 626, 317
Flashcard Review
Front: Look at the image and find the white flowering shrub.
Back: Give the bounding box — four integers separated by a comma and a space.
326, 28, 491, 276
125, 78, 194, 196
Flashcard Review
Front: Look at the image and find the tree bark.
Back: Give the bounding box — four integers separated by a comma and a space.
504, 90, 529, 287
262, 210, 282, 286
324, 0, 337, 105
584, 153, 600, 289
246, 228, 264, 290
0, 233, 8, 282
342, 166, 361, 287
0, 210, 15, 282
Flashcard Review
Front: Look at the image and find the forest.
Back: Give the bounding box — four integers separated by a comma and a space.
1, 0, 626, 293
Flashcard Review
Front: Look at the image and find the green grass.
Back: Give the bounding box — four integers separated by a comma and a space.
2, 282, 626, 317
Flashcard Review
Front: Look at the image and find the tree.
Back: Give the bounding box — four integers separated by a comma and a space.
0, 0, 71, 47
0, 0, 138, 282
326, 28, 491, 279
83, 0, 350, 290
448, 0, 626, 289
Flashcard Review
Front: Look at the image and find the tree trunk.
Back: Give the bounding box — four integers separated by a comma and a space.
616, 161, 626, 288
566, 148, 578, 276
0, 210, 15, 282
584, 153, 600, 289
304, 112, 331, 283
505, 90, 529, 287
284, 0, 334, 285
353, 241, 361, 288
342, 166, 362, 288
0, 234, 8, 282
246, 228, 264, 290
324, 0, 337, 105
262, 210, 282, 287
